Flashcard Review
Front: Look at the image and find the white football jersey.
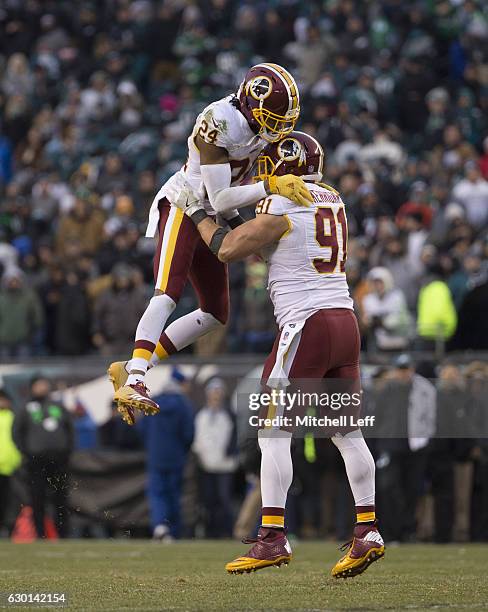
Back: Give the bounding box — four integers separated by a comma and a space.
259, 182, 354, 328
146, 95, 267, 236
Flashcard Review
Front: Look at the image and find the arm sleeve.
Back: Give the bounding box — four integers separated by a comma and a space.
201, 164, 267, 213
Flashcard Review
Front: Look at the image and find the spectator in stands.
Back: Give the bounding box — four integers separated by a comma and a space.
0, 389, 21, 535
12, 377, 74, 538
0, 130, 12, 186
54, 271, 91, 356
0, 267, 44, 358
0, 229, 18, 272
424, 88, 451, 148
193, 378, 237, 538
138, 368, 194, 541
38, 265, 65, 355
479, 136, 488, 179
92, 263, 147, 355
30, 177, 59, 236
451, 275, 488, 351
103, 195, 136, 238
375, 354, 436, 542
55, 198, 105, 258
240, 259, 276, 353
71, 402, 98, 451
428, 363, 474, 542
466, 361, 488, 540
417, 260, 458, 350
362, 267, 412, 351
96, 153, 128, 195
451, 161, 488, 230
132, 170, 157, 222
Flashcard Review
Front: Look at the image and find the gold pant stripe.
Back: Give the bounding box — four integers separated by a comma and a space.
357, 512, 376, 523
157, 207, 184, 291
262, 515, 285, 527
133, 348, 153, 361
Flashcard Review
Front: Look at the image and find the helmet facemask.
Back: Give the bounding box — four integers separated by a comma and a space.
252, 104, 300, 143
254, 154, 278, 182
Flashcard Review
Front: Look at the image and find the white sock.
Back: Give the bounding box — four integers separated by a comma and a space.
258, 431, 293, 509
149, 309, 223, 368
331, 430, 375, 506
127, 294, 176, 385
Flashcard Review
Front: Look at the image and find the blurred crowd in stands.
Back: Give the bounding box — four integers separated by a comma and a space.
1, 358, 488, 542
0, 0, 488, 356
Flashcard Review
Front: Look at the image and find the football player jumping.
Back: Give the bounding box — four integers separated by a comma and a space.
174, 132, 385, 579
109, 64, 312, 423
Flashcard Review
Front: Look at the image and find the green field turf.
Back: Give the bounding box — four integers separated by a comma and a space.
0, 540, 487, 611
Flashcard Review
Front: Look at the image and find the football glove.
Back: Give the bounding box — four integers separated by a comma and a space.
265, 174, 313, 207
174, 185, 204, 217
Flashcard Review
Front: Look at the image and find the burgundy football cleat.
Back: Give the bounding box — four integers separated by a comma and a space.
226, 527, 292, 574
114, 381, 160, 425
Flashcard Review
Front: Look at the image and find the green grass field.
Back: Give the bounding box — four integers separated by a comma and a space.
0, 540, 487, 610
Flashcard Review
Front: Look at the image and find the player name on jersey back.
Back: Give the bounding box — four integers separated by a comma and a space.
310, 187, 341, 204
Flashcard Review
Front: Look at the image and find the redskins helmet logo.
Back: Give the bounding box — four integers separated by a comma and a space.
277, 138, 305, 165
247, 76, 272, 101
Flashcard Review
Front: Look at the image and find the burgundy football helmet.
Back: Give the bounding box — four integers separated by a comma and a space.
255, 131, 324, 182
238, 63, 300, 142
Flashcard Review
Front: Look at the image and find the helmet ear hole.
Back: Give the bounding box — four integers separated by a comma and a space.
257, 131, 324, 181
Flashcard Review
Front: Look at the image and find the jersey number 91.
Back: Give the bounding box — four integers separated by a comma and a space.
312, 206, 347, 274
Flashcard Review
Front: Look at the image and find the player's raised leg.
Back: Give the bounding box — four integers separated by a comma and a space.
108, 305, 226, 398
148, 235, 231, 367
111, 234, 229, 425
113, 199, 199, 423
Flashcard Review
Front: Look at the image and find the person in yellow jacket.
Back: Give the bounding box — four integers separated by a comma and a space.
417, 272, 457, 347
0, 389, 21, 533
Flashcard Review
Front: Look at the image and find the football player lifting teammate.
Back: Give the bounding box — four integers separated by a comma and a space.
175, 131, 385, 579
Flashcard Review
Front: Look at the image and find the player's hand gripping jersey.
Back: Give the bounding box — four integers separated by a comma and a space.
258, 182, 354, 328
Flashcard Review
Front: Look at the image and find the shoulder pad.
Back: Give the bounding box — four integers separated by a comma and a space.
316, 182, 340, 196
195, 100, 234, 148
256, 194, 293, 216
